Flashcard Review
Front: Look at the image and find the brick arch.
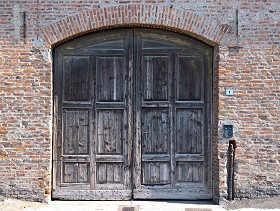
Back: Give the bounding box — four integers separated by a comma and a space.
42, 4, 228, 46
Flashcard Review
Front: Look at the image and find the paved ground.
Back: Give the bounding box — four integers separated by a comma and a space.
220, 197, 280, 210
0, 199, 225, 211
0, 197, 280, 211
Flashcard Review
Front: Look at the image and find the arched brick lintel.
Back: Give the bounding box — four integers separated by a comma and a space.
42, 4, 228, 46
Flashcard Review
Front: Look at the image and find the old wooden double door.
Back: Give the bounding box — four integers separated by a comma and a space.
53, 28, 213, 200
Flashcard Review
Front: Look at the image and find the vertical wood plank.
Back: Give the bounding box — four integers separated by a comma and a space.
146, 57, 153, 99
159, 162, 170, 184
113, 163, 121, 183
107, 163, 114, 183
193, 162, 202, 182
78, 163, 89, 183
63, 163, 75, 183
78, 111, 89, 154
64, 111, 75, 154
124, 29, 133, 190
176, 162, 203, 183
97, 163, 107, 184
52, 95, 58, 190
90, 54, 97, 189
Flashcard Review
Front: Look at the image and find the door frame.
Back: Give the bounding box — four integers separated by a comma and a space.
52, 28, 213, 200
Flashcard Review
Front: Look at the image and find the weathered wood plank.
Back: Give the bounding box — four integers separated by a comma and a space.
133, 188, 212, 200
78, 111, 89, 154
63, 163, 90, 184
97, 163, 107, 184
193, 162, 203, 182
52, 190, 132, 200
95, 154, 124, 162
175, 154, 204, 162
176, 162, 192, 182
62, 155, 89, 162
142, 154, 170, 161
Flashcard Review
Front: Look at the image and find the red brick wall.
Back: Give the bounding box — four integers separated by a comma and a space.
0, 1, 279, 202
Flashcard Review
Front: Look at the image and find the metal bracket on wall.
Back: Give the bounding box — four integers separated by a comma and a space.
22, 12, 26, 42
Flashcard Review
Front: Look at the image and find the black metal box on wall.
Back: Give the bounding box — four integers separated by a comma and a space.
224, 125, 233, 138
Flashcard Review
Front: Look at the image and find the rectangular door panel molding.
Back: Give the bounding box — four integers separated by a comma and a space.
142, 55, 171, 101
141, 108, 169, 154
96, 56, 126, 102
175, 55, 203, 101
142, 162, 171, 185
97, 109, 124, 155
175, 108, 204, 154
63, 109, 90, 155
96, 163, 124, 184
63, 162, 90, 184
176, 161, 203, 183
63, 56, 90, 102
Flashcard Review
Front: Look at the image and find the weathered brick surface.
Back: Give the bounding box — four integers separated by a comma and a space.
0, 0, 279, 202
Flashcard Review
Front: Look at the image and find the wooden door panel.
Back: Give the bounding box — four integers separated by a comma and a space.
141, 109, 169, 154
96, 163, 123, 184
64, 56, 90, 102
97, 110, 124, 154
176, 56, 203, 101
141, 108, 171, 186
142, 55, 170, 101
142, 162, 170, 185
176, 162, 203, 183
61, 109, 90, 186
63, 109, 89, 155
175, 108, 203, 154
63, 162, 90, 183
96, 56, 125, 102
